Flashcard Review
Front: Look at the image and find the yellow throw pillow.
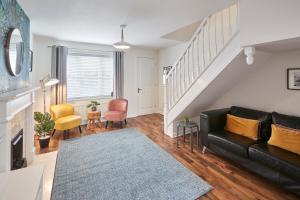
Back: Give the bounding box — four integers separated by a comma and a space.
268, 125, 300, 155
225, 114, 260, 140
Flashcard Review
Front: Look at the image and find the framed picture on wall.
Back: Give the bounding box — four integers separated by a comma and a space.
287, 68, 300, 90
29, 50, 33, 72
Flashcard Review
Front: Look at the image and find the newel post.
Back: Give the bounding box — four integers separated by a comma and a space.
163, 66, 172, 134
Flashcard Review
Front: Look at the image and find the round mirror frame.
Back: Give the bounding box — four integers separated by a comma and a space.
4, 28, 24, 76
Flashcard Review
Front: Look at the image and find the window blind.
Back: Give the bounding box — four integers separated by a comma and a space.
67, 50, 114, 101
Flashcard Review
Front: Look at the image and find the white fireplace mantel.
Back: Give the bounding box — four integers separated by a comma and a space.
0, 85, 40, 172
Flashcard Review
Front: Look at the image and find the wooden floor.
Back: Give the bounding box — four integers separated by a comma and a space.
35, 114, 299, 200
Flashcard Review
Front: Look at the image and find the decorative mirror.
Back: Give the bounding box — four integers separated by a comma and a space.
4, 28, 24, 76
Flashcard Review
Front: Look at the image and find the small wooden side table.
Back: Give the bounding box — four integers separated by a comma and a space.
87, 111, 101, 130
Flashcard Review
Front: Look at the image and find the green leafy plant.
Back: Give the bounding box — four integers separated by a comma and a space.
34, 112, 55, 138
87, 100, 100, 111
184, 116, 190, 124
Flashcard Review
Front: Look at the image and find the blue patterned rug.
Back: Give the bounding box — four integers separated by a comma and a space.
51, 128, 211, 200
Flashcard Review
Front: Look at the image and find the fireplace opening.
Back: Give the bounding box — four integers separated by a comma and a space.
11, 129, 27, 170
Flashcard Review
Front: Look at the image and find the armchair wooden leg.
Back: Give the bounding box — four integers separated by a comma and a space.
124, 119, 127, 125
52, 129, 56, 137
78, 125, 82, 134
105, 121, 109, 128
120, 121, 123, 128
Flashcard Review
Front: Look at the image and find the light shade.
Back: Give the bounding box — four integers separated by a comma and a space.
113, 41, 131, 50
40, 74, 59, 89
45, 78, 59, 87
113, 24, 131, 50
40, 74, 59, 113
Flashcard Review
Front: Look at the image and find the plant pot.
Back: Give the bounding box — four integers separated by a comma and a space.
39, 135, 50, 148
91, 106, 97, 112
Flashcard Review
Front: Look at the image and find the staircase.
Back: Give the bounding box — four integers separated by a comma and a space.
163, 3, 240, 136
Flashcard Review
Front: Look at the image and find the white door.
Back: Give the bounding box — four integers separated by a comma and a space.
137, 57, 157, 115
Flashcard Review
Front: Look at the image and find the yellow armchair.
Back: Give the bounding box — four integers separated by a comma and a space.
50, 104, 82, 136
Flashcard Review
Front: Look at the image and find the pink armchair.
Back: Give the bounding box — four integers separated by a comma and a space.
104, 99, 128, 128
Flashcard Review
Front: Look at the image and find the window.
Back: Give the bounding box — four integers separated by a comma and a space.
67, 50, 114, 101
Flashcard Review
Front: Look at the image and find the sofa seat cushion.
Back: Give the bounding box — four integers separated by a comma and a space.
208, 130, 257, 158
249, 143, 300, 181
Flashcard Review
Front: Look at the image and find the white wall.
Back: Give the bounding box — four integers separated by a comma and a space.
209, 50, 300, 116
157, 42, 188, 113
30, 35, 58, 112
31, 35, 158, 120
240, 0, 300, 47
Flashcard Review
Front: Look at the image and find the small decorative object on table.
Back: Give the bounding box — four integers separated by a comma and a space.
184, 116, 190, 124
87, 111, 101, 130
87, 100, 100, 112
34, 112, 55, 148
176, 120, 200, 152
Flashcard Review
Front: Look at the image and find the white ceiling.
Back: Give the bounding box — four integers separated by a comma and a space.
18, 0, 235, 49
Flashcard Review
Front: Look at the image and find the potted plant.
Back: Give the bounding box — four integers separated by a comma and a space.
34, 112, 55, 148
184, 116, 190, 124
87, 100, 100, 111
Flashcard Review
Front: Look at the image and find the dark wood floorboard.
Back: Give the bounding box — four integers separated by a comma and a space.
34, 113, 299, 200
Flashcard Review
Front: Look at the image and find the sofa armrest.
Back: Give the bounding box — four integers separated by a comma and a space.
200, 108, 230, 147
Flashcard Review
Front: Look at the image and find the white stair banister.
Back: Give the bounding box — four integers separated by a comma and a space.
164, 3, 239, 135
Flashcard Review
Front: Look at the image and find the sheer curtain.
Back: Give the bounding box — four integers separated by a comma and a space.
51, 46, 68, 105
113, 51, 124, 99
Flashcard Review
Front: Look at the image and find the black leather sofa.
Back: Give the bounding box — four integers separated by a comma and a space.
200, 106, 300, 196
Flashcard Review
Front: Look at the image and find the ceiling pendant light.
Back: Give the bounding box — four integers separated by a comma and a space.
113, 24, 131, 50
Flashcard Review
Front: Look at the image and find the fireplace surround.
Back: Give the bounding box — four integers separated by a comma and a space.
0, 86, 39, 172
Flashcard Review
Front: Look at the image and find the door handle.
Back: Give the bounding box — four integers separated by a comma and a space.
138, 88, 142, 93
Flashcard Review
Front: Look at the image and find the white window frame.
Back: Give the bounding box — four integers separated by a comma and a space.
66, 50, 114, 102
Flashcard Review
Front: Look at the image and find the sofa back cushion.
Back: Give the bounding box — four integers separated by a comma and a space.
225, 114, 260, 140
230, 106, 272, 141
268, 124, 300, 155
272, 112, 300, 130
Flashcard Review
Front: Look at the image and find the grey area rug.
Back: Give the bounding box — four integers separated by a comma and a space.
51, 128, 211, 200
